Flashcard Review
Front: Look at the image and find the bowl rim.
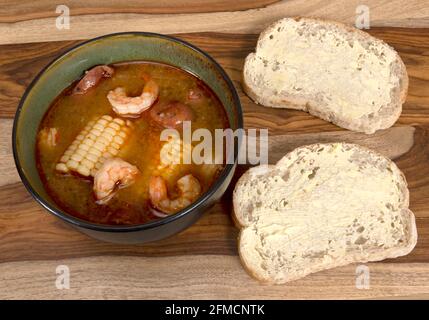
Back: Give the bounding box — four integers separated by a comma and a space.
12, 31, 243, 233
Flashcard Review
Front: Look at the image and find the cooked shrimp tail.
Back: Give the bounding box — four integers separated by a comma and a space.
149, 174, 201, 214
108, 79, 159, 117
93, 158, 140, 204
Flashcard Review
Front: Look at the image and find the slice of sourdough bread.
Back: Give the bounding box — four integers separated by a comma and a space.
243, 17, 408, 134
233, 143, 417, 284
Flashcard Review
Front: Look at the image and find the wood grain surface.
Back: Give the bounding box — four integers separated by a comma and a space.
1, 1, 429, 300
1, 0, 429, 44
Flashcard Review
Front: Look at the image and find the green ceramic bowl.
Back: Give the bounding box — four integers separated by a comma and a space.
13, 32, 243, 244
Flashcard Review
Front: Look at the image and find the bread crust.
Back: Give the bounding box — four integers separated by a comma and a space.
243, 17, 409, 134
238, 230, 273, 283
233, 142, 418, 284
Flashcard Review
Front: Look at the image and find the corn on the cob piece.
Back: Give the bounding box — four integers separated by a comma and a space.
157, 134, 192, 174
55, 115, 131, 177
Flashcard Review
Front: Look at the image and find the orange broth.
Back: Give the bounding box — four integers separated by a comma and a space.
36, 61, 229, 225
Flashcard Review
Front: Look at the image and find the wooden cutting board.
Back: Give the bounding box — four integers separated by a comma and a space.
1, 1, 429, 299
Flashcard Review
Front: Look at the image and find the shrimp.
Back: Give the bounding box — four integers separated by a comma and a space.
107, 79, 159, 117
149, 174, 202, 214
93, 158, 140, 204
73, 65, 114, 95
149, 101, 194, 128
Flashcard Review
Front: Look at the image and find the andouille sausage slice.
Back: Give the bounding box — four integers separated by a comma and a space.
150, 101, 194, 129
72, 65, 114, 95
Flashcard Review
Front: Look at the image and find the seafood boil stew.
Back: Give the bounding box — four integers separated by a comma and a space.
36, 62, 229, 225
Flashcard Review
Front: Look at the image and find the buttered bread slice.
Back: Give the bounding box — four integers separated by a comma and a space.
233, 143, 417, 284
243, 17, 408, 134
